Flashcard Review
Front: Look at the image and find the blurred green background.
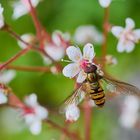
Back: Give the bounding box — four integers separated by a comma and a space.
0, 0, 140, 140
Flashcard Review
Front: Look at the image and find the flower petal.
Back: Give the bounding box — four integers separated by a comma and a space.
44, 44, 65, 61
125, 18, 135, 30
0, 92, 7, 104
117, 39, 135, 53
66, 46, 82, 62
99, 0, 112, 8
30, 121, 41, 135
62, 63, 80, 78
35, 106, 48, 119
0, 4, 4, 28
83, 43, 95, 62
52, 31, 62, 46
77, 70, 87, 83
125, 41, 135, 53
133, 29, 140, 42
12, 0, 40, 19
111, 26, 124, 38
65, 104, 80, 122
25, 94, 38, 107
74, 25, 103, 44
0, 70, 16, 84
117, 39, 126, 53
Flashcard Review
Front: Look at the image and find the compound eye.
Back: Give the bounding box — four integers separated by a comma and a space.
84, 64, 97, 73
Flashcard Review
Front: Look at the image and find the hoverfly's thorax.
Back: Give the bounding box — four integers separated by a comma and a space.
87, 73, 97, 83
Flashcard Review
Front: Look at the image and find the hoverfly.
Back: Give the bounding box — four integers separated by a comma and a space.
64, 63, 140, 108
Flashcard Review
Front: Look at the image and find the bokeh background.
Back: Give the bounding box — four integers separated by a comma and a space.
0, 0, 140, 140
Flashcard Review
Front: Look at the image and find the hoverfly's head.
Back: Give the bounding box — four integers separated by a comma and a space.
83, 63, 97, 73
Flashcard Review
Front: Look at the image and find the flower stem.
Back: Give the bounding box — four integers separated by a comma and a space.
2, 24, 63, 72
0, 47, 32, 71
28, 0, 42, 40
6, 65, 51, 72
46, 120, 81, 140
102, 7, 110, 67
28, 0, 52, 48
83, 100, 92, 140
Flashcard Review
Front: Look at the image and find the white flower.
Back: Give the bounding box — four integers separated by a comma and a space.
0, 70, 16, 84
63, 43, 95, 83
74, 25, 103, 45
99, 0, 112, 8
17, 34, 36, 49
12, 0, 40, 19
119, 96, 139, 128
0, 4, 4, 29
44, 30, 70, 63
0, 90, 8, 104
65, 104, 80, 122
23, 94, 48, 135
111, 18, 140, 53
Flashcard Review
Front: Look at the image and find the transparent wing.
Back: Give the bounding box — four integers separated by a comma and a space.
59, 85, 86, 114
64, 85, 86, 106
99, 75, 140, 97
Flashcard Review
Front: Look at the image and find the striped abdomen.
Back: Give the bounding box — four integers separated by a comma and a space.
90, 86, 105, 107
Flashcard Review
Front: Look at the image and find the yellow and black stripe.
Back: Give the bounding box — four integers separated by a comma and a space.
90, 87, 105, 107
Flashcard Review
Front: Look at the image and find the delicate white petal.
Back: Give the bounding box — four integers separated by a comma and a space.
35, 106, 48, 119
99, 0, 112, 8
74, 25, 103, 44
77, 70, 87, 83
24, 114, 35, 124
0, 70, 16, 84
83, 43, 95, 62
65, 104, 80, 122
125, 41, 135, 53
117, 38, 135, 53
52, 31, 62, 46
18, 34, 35, 49
0, 92, 7, 104
125, 18, 135, 29
44, 44, 65, 61
12, 1, 28, 19
12, 0, 40, 19
117, 39, 126, 53
52, 30, 70, 45
66, 46, 82, 62
62, 63, 80, 78
30, 121, 41, 135
0, 4, 4, 28
111, 26, 124, 38
133, 29, 140, 42
25, 94, 38, 107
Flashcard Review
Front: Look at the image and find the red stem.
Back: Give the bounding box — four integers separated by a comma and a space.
0, 47, 31, 71
28, 0, 52, 48
46, 120, 81, 140
28, 0, 42, 40
6, 65, 51, 72
102, 7, 109, 66
83, 100, 92, 140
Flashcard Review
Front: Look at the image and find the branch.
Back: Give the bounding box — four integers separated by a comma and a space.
83, 100, 92, 140
0, 47, 32, 71
2, 25, 63, 72
102, 7, 110, 66
28, 0, 42, 40
46, 120, 81, 140
6, 65, 51, 72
